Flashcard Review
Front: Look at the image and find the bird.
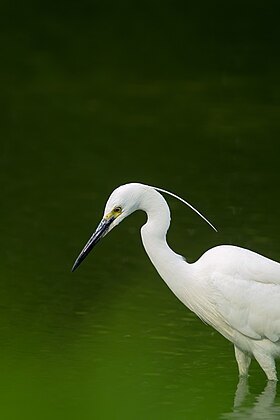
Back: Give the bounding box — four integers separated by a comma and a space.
72, 182, 280, 381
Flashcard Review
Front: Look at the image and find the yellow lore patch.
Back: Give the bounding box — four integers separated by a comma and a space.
104, 207, 122, 220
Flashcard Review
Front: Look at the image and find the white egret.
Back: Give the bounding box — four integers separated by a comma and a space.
72, 183, 280, 381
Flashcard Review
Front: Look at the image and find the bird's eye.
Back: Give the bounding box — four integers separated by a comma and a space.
114, 206, 122, 213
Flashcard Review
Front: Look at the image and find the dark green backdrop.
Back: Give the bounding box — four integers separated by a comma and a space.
1, 1, 280, 419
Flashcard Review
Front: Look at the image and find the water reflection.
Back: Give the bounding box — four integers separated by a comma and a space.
222, 379, 280, 419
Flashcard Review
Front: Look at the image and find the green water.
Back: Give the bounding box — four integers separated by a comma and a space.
1, 1, 280, 418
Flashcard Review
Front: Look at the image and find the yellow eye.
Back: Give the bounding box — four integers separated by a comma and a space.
114, 206, 122, 214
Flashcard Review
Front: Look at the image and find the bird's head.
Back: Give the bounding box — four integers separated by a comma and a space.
71, 183, 147, 272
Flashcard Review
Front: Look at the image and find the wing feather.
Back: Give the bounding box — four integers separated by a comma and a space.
197, 245, 280, 341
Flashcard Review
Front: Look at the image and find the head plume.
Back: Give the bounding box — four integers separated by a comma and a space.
149, 185, 217, 232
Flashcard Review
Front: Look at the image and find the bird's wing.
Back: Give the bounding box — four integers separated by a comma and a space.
211, 272, 280, 341
199, 246, 280, 342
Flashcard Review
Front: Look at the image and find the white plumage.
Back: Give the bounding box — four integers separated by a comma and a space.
72, 183, 280, 380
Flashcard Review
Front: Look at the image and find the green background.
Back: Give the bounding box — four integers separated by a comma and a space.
1, 1, 280, 418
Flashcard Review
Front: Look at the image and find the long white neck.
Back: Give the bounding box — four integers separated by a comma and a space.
139, 189, 193, 298
138, 188, 218, 329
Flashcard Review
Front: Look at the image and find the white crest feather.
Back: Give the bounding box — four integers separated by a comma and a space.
150, 185, 217, 232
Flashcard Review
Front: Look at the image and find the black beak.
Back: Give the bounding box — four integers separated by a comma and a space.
71, 217, 114, 272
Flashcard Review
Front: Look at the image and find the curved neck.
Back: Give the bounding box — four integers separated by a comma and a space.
136, 186, 227, 333
139, 190, 189, 285
137, 187, 211, 321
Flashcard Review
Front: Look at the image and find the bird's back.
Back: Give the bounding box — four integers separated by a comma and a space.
196, 244, 280, 285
